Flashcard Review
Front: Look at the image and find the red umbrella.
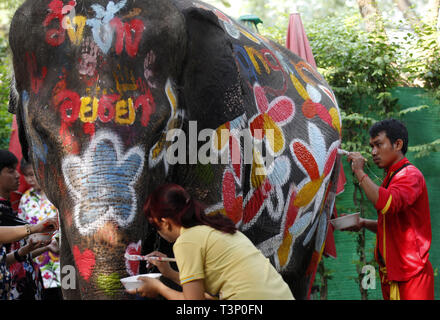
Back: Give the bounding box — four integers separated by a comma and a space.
286, 12, 317, 68
286, 12, 347, 260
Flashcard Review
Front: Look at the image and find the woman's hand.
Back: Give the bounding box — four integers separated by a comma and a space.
32, 217, 59, 234
20, 237, 50, 256
127, 276, 163, 298
145, 251, 174, 278
47, 239, 60, 254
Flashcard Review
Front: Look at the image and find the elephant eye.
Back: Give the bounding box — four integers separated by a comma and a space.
32, 116, 51, 142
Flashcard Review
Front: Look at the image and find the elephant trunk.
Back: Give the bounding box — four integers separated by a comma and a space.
60, 219, 141, 300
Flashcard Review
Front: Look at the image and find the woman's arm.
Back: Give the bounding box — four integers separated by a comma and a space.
181, 280, 206, 300
0, 217, 59, 244
30, 239, 59, 259
145, 251, 180, 285
157, 280, 207, 300
133, 278, 206, 300
4, 237, 52, 267
0, 225, 33, 244
5, 245, 30, 267
163, 268, 180, 285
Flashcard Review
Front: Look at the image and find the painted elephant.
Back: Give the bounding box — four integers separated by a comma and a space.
8, 0, 343, 299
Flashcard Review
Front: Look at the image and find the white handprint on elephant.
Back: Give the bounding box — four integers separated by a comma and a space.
79, 37, 100, 77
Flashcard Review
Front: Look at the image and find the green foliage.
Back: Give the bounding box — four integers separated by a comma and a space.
306, 14, 402, 163
408, 139, 440, 159
205, 0, 231, 9
401, 22, 440, 90
398, 104, 429, 115
0, 35, 12, 149
315, 257, 335, 300
0, 1, 22, 150
260, 21, 288, 46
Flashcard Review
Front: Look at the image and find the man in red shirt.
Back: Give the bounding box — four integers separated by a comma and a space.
346, 119, 434, 300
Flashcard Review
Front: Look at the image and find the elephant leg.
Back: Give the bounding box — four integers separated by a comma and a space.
287, 273, 309, 300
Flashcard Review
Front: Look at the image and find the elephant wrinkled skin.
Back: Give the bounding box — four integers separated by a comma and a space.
8, 0, 343, 299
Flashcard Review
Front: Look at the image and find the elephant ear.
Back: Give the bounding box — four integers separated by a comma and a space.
16, 103, 30, 162
10, 75, 30, 162
179, 7, 245, 130
8, 74, 18, 115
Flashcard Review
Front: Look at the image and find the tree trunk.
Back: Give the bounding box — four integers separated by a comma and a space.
358, 228, 369, 300
356, 0, 385, 33
318, 260, 328, 300
393, 0, 422, 30
427, 0, 440, 28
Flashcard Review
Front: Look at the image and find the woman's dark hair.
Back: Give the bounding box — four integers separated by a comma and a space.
20, 158, 32, 173
369, 119, 409, 155
144, 184, 237, 234
0, 149, 18, 173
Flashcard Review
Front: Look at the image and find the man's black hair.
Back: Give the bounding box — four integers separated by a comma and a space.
0, 149, 18, 173
369, 119, 409, 155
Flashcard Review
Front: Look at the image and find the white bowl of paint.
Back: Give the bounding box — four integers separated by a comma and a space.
120, 273, 162, 291
330, 213, 360, 230
29, 232, 54, 242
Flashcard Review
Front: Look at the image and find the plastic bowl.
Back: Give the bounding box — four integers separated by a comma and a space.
120, 273, 162, 291
330, 213, 360, 230
29, 232, 54, 242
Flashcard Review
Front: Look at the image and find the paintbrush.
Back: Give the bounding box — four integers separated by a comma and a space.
124, 253, 176, 262
338, 148, 368, 162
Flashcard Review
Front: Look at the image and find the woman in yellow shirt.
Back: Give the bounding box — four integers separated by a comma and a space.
127, 184, 294, 300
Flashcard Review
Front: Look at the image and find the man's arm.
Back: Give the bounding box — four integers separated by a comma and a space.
342, 218, 377, 233
354, 169, 380, 205
361, 218, 378, 233
347, 152, 380, 206
342, 152, 380, 234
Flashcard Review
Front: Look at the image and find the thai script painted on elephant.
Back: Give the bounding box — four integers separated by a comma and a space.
43, 0, 77, 46
52, 79, 155, 130
43, 0, 145, 58
62, 130, 145, 235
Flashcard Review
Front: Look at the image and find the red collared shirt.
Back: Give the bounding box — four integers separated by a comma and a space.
374, 158, 431, 282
